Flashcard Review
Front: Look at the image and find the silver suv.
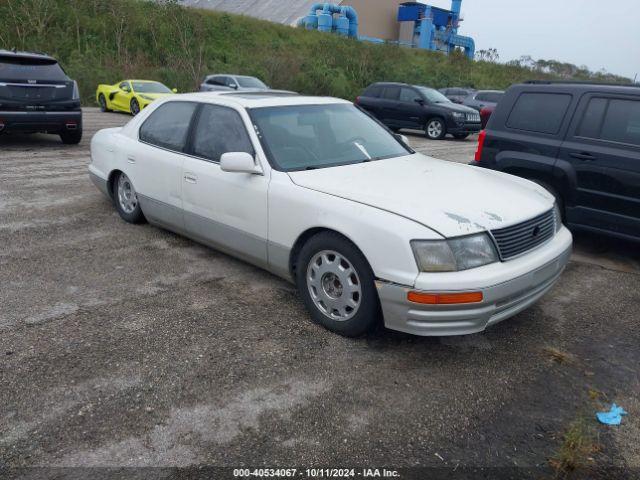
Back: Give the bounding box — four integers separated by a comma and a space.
199, 74, 269, 92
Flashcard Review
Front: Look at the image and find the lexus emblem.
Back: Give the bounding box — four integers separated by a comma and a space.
532, 225, 541, 237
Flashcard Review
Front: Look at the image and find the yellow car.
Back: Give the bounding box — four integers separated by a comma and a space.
96, 80, 177, 115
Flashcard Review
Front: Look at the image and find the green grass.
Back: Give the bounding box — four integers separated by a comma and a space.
0, 0, 632, 105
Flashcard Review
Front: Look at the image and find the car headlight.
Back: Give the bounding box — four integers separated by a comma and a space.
411, 233, 499, 272
553, 202, 562, 232
452, 112, 465, 122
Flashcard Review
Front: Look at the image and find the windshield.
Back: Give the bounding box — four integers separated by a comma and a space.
250, 104, 410, 171
237, 77, 267, 89
132, 82, 172, 94
415, 86, 451, 103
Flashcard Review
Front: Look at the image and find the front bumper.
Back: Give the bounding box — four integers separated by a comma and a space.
448, 121, 482, 134
377, 227, 572, 336
0, 110, 82, 134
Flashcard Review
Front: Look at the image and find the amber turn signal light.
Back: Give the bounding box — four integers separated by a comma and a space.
407, 291, 483, 305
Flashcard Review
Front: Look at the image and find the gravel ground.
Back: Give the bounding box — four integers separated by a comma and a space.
1, 108, 639, 478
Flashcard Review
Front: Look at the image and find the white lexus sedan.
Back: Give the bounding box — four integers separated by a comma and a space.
89, 92, 572, 337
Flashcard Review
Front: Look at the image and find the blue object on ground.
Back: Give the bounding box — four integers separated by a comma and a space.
596, 403, 628, 425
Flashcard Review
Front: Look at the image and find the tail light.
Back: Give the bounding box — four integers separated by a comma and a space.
72, 81, 80, 100
474, 130, 486, 162
355, 96, 361, 104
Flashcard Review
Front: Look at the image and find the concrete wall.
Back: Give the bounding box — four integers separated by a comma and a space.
340, 0, 405, 41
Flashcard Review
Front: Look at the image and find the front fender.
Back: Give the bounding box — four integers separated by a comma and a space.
267, 171, 440, 287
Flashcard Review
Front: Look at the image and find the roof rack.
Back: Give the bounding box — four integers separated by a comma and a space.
523, 80, 639, 88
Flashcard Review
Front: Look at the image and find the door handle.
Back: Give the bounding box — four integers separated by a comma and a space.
184, 173, 197, 184
569, 152, 595, 161
127, 156, 136, 164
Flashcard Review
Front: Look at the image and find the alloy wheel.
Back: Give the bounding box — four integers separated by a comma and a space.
427, 119, 443, 139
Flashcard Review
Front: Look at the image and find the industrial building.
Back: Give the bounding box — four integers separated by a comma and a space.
179, 0, 474, 58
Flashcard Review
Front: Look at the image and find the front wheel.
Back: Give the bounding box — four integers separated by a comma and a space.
113, 172, 145, 224
296, 232, 381, 337
130, 98, 141, 116
425, 118, 446, 140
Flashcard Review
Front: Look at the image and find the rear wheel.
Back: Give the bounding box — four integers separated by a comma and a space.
98, 94, 110, 112
425, 118, 446, 140
130, 98, 141, 116
113, 172, 145, 224
296, 232, 380, 337
60, 128, 82, 145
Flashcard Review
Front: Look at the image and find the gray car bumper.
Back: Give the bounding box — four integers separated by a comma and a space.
376, 243, 572, 336
89, 171, 111, 199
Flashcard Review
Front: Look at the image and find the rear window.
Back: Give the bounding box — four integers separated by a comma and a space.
0, 56, 68, 81
363, 85, 382, 98
506, 92, 572, 134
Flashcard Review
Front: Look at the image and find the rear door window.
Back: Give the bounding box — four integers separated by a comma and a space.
506, 92, 572, 135
382, 87, 400, 100
0, 56, 67, 81
191, 104, 254, 162
577, 97, 607, 139
139, 101, 198, 152
485, 92, 504, 103
600, 99, 640, 146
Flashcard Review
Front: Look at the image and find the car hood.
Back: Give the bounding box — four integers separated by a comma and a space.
287, 154, 554, 238
438, 102, 478, 114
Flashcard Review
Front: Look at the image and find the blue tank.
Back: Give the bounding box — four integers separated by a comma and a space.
317, 12, 333, 32
336, 16, 349, 36
303, 14, 318, 30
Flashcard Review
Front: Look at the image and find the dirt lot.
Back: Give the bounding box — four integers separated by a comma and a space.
1, 108, 639, 478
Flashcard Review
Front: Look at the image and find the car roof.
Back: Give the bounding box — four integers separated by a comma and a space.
0, 49, 57, 61
512, 81, 639, 94
171, 91, 351, 109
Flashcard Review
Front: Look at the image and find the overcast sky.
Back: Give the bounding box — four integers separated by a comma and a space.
426, 0, 640, 80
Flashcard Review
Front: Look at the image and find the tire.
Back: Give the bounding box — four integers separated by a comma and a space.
425, 118, 446, 140
112, 172, 145, 224
98, 94, 110, 112
59, 128, 82, 145
130, 98, 141, 116
453, 133, 469, 140
530, 179, 565, 223
296, 232, 381, 337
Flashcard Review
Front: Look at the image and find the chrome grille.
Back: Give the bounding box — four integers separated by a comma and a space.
490, 209, 555, 260
466, 112, 481, 122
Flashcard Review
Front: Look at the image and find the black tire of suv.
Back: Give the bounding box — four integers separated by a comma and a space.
60, 129, 83, 145
296, 232, 381, 338
98, 94, 110, 112
425, 118, 447, 140
453, 133, 469, 140
531, 180, 565, 223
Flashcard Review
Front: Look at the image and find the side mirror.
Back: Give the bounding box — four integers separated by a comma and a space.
414, 98, 425, 105
220, 152, 262, 174
394, 133, 410, 146
172, 88, 178, 93
231, 84, 239, 90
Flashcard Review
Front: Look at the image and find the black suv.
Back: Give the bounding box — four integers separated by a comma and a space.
356, 82, 481, 140
474, 81, 640, 241
0, 50, 82, 144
